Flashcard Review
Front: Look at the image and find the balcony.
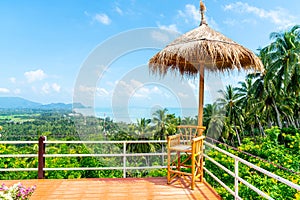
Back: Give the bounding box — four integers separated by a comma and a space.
0, 138, 299, 199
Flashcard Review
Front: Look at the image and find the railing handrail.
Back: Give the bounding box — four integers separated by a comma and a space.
0, 141, 38, 144
45, 140, 167, 144
0, 140, 166, 144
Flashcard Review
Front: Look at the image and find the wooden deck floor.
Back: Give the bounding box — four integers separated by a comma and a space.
1, 177, 221, 200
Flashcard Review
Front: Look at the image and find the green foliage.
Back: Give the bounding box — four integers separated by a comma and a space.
147, 168, 167, 177
265, 126, 281, 143
205, 126, 300, 200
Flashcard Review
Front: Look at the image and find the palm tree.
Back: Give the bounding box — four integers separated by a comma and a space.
244, 72, 267, 135
203, 103, 225, 140
135, 118, 152, 138
217, 85, 243, 145
152, 108, 168, 140
235, 78, 254, 112
152, 108, 178, 140
235, 78, 261, 136
262, 25, 300, 96
279, 95, 296, 128
251, 26, 300, 129
181, 116, 197, 125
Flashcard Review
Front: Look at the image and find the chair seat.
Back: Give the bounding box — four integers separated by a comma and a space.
169, 144, 191, 152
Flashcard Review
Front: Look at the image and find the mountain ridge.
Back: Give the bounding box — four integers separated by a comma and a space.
0, 97, 82, 109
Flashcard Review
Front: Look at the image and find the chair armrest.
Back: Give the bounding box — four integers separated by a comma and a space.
168, 134, 181, 140
192, 135, 205, 143
167, 134, 181, 147
191, 136, 205, 153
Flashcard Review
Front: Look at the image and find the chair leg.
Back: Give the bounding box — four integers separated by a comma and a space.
200, 151, 203, 182
191, 151, 195, 190
167, 148, 171, 184
177, 152, 181, 171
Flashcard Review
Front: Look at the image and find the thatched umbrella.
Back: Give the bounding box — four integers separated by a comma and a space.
149, 0, 264, 127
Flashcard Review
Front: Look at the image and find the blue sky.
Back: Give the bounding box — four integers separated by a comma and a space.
1, 0, 299, 109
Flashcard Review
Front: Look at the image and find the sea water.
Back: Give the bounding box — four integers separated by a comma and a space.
75, 107, 198, 123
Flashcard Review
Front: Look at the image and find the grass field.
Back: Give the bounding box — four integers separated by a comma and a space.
0, 114, 40, 123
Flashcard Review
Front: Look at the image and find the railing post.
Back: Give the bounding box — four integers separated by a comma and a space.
201, 141, 205, 182
161, 144, 164, 166
123, 141, 126, 178
38, 136, 46, 179
234, 158, 239, 199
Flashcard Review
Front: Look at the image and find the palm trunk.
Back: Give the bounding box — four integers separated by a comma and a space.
296, 119, 300, 128
233, 122, 241, 146
268, 118, 272, 128
256, 115, 265, 137
238, 117, 244, 137
272, 98, 282, 128
250, 124, 255, 137
288, 115, 296, 128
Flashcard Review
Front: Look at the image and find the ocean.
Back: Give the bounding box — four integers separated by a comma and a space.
74, 107, 198, 123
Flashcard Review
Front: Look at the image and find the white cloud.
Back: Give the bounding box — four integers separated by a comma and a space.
151, 31, 172, 43
133, 86, 163, 99
79, 85, 96, 93
9, 77, 16, 83
152, 86, 162, 94
96, 88, 109, 96
185, 4, 201, 24
178, 4, 200, 26
52, 83, 61, 92
187, 79, 197, 91
223, 18, 257, 27
133, 87, 150, 98
14, 89, 21, 94
176, 4, 219, 30
31, 86, 37, 92
42, 83, 50, 94
224, 2, 295, 27
177, 92, 189, 98
0, 88, 10, 93
223, 19, 237, 26
116, 79, 164, 99
24, 69, 47, 83
157, 24, 178, 33
114, 80, 141, 99
115, 6, 123, 15
94, 13, 111, 25
84, 11, 90, 17
42, 83, 61, 94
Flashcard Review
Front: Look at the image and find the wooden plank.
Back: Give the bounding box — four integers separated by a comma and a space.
0, 178, 221, 200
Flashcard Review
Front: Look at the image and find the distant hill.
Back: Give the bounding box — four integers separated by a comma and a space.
0, 97, 41, 108
40, 103, 72, 110
0, 97, 77, 110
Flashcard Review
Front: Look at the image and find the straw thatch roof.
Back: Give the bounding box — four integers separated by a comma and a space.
149, 16, 264, 77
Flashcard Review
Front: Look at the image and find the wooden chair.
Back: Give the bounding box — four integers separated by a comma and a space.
167, 125, 206, 190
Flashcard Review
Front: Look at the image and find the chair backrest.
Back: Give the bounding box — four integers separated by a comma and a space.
177, 125, 206, 145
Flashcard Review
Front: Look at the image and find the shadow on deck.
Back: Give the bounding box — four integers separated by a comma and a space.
1, 177, 221, 200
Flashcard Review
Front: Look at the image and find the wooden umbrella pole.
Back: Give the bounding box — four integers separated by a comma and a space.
198, 63, 205, 127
